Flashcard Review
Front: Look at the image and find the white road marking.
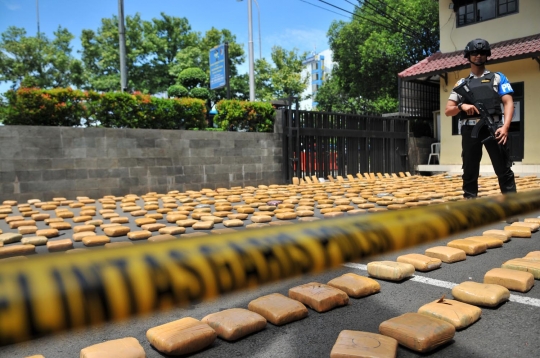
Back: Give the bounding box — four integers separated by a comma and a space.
343, 262, 540, 308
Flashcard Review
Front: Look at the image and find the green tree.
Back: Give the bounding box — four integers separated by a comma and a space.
254, 46, 309, 101
80, 13, 198, 93
323, 0, 439, 113
171, 27, 247, 103
0, 26, 85, 90
172, 67, 209, 100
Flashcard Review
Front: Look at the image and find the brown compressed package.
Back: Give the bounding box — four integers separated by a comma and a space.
159, 227, 186, 235
330, 330, 398, 358
327, 273, 380, 298
21, 236, 48, 246
236, 207, 255, 214
73, 215, 93, 223
0, 232, 23, 244
0, 244, 36, 258
103, 226, 131, 237
418, 298, 482, 330
48, 221, 72, 231
253, 211, 274, 217
44, 217, 63, 224
511, 221, 539, 232
251, 215, 272, 223
73, 225, 96, 234
147, 317, 216, 356
35, 228, 59, 238
227, 213, 249, 220
176, 219, 197, 227
80, 337, 145, 358
202, 308, 266, 341
501, 258, 540, 279
223, 219, 244, 228
9, 220, 36, 229
85, 219, 103, 227
503, 226, 531, 238
367, 261, 415, 281
296, 210, 315, 217
181, 232, 208, 238
451, 281, 510, 307
31, 213, 50, 221
396, 253, 442, 272
127, 230, 152, 241
425, 246, 466, 263
56, 211, 74, 219
324, 212, 345, 218
148, 234, 176, 243
110, 216, 129, 224
165, 212, 187, 223
82, 235, 111, 247
192, 221, 214, 230
5, 215, 24, 223
524, 251, 540, 259
135, 217, 156, 227
276, 212, 298, 220
47, 239, 74, 252
484, 268, 534, 292
447, 239, 487, 255
466, 236, 503, 248
248, 293, 308, 326
289, 282, 349, 313
73, 231, 96, 242
379, 312, 455, 353
141, 223, 166, 232
130, 210, 147, 217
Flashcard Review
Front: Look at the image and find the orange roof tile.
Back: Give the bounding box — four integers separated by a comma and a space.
399, 34, 540, 80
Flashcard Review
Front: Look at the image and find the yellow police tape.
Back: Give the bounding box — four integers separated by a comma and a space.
1, 190, 540, 345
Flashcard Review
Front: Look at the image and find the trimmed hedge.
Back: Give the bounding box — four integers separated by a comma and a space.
2, 87, 207, 130
214, 100, 275, 132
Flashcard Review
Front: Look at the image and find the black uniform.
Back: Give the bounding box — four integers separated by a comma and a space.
450, 71, 516, 198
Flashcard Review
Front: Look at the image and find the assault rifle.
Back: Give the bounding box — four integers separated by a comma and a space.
453, 81, 501, 144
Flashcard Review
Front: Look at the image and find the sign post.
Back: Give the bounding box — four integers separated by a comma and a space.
209, 42, 230, 99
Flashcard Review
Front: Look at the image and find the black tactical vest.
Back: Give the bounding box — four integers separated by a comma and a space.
460, 72, 502, 120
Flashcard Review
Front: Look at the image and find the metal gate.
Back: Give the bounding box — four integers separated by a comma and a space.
282, 99, 409, 182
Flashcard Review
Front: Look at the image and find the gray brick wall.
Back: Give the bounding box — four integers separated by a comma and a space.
0, 126, 284, 201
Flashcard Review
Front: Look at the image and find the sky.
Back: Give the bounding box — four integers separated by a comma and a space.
0, 0, 356, 92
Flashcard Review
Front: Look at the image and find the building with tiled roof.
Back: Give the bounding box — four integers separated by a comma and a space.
400, 0, 540, 175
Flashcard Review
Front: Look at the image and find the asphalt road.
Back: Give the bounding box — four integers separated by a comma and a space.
1, 188, 540, 357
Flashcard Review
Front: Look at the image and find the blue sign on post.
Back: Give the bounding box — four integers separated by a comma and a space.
209, 44, 227, 90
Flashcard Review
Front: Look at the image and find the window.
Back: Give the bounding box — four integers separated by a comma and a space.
456, 0, 518, 27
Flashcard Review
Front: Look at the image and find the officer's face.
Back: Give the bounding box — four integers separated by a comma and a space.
470, 51, 488, 57
469, 51, 488, 66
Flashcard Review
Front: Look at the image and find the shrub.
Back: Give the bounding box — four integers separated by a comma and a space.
168, 85, 189, 98
2, 87, 207, 130
214, 100, 275, 132
3, 87, 95, 127
178, 68, 207, 88
190, 87, 210, 100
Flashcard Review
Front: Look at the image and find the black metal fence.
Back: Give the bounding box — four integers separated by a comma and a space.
282, 101, 409, 182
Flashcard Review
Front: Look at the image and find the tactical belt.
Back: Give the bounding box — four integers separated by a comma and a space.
461, 115, 500, 126
461, 119, 479, 126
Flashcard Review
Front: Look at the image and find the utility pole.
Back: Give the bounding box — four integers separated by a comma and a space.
247, 0, 255, 101
118, 0, 128, 92
36, 0, 40, 36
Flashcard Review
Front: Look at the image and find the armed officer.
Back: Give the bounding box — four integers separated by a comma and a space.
444, 38, 516, 199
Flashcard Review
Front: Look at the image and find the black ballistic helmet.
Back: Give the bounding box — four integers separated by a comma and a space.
464, 38, 491, 58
